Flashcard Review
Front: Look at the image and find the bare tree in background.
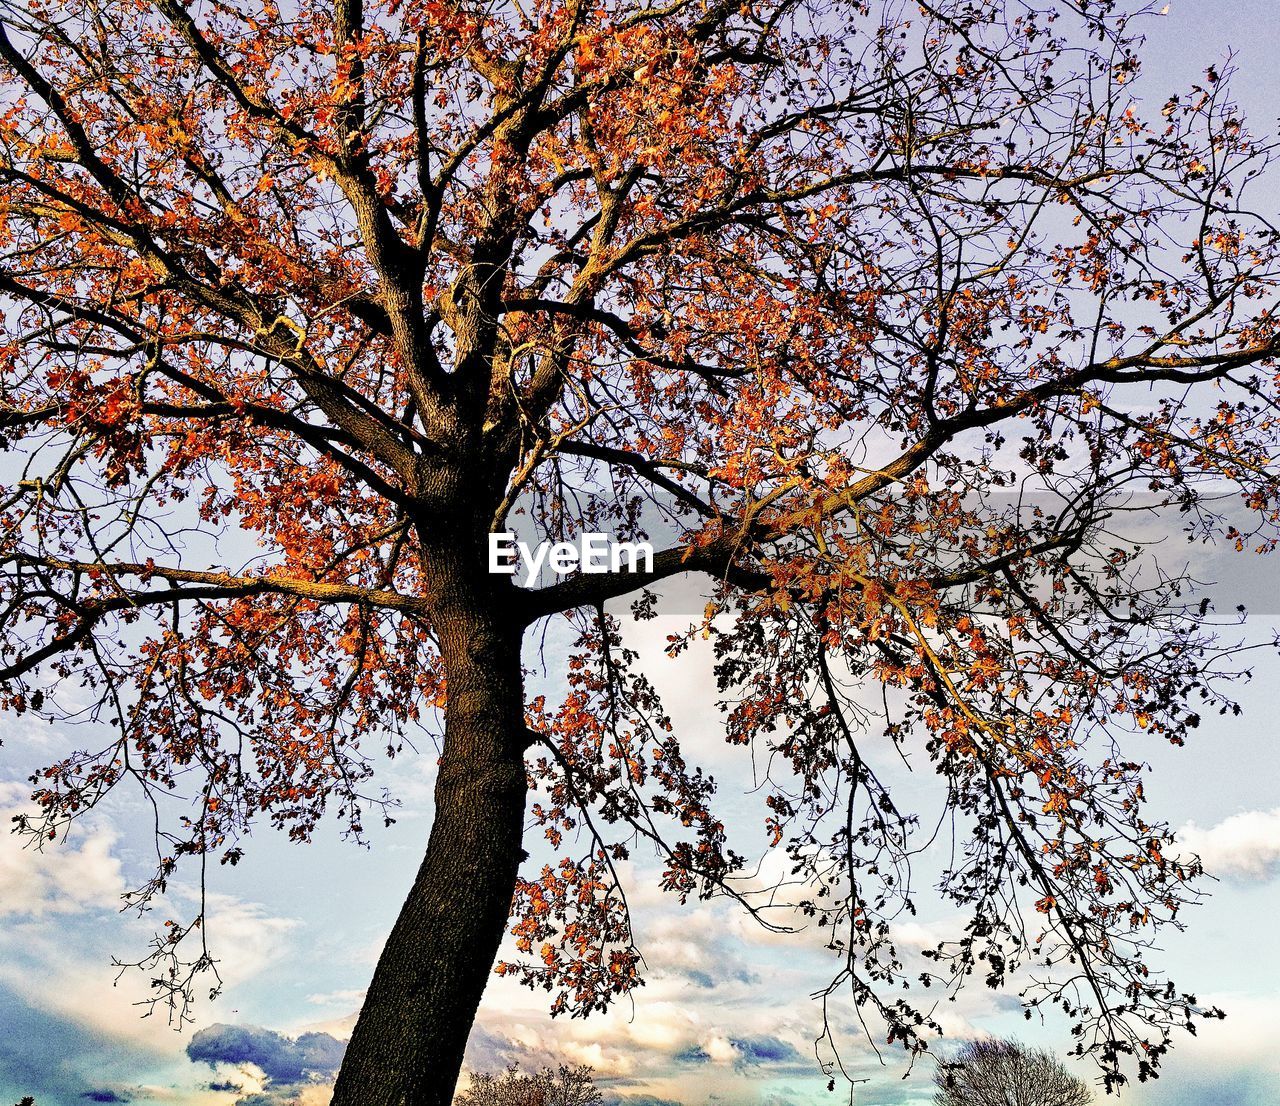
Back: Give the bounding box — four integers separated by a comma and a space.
934, 1040, 1093, 1106
454, 1064, 602, 1106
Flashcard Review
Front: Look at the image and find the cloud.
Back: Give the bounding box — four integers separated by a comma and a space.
730, 1036, 800, 1065
186, 1025, 342, 1106
672, 1036, 800, 1069
450, 854, 917, 1104
674, 1044, 710, 1064
192, 892, 303, 991
0, 777, 300, 1079
194, 1082, 332, 1106
187, 1024, 345, 1085
0, 885, 299, 1056
1176, 808, 1280, 882
0, 781, 124, 917
0, 771, 313, 1106
0, 984, 232, 1106
601, 1097, 682, 1106
463, 1024, 566, 1076
1122, 993, 1280, 1106
305, 989, 366, 1009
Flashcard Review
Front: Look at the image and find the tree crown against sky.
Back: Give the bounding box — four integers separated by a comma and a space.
933, 1040, 1093, 1106
453, 1063, 602, 1106
1, 0, 1279, 1100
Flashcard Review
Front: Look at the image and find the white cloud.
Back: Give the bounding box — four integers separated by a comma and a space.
1122, 992, 1280, 1106
0, 784, 300, 1052
0, 898, 293, 1054
306, 988, 367, 1008
702, 1035, 741, 1064
1176, 808, 1280, 883
0, 920, 189, 1050
189, 889, 302, 991
456, 888, 875, 1101
297, 1011, 359, 1041
123, 1083, 242, 1105
0, 781, 125, 916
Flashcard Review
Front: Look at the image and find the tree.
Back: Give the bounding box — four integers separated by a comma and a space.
934, 1040, 1093, 1106
0, 0, 1275, 1101
454, 1063, 602, 1106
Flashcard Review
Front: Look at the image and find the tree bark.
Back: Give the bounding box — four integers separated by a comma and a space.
330, 526, 528, 1106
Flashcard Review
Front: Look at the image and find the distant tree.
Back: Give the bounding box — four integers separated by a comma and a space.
934, 1040, 1092, 1106
454, 1063, 602, 1106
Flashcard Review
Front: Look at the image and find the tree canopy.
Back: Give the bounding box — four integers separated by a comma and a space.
1, 0, 1276, 1100
934, 1040, 1093, 1106
454, 1063, 601, 1106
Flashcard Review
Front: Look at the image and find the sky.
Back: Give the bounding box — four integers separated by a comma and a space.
5, 3, 1280, 1106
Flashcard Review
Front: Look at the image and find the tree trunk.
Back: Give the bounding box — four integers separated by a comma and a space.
330, 540, 528, 1106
